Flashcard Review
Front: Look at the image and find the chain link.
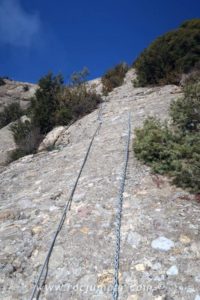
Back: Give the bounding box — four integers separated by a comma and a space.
112, 113, 131, 300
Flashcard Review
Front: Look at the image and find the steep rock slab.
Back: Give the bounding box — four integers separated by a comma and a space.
0, 70, 199, 300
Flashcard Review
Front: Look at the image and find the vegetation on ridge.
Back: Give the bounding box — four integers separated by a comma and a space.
101, 62, 128, 95
9, 68, 102, 161
0, 77, 6, 86
133, 19, 200, 86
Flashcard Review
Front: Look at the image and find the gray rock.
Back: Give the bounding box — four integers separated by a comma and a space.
0, 79, 37, 112
127, 231, 142, 248
49, 245, 65, 269
2, 264, 14, 275
166, 265, 179, 276
38, 126, 65, 151
195, 275, 200, 283
151, 237, 175, 251
0, 123, 16, 165
152, 262, 162, 270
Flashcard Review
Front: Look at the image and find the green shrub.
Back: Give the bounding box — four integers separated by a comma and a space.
70, 67, 89, 87
0, 102, 23, 129
62, 86, 102, 120
180, 62, 200, 86
171, 133, 200, 193
170, 81, 200, 132
54, 106, 73, 125
133, 81, 200, 193
23, 85, 29, 92
134, 19, 200, 86
101, 63, 128, 95
10, 120, 41, 156
134, 117, 177, 174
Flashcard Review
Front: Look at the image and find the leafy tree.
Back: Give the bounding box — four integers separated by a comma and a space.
31, 72, 64, 134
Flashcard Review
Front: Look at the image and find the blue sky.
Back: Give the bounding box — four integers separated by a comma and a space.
0, 0, 199, 83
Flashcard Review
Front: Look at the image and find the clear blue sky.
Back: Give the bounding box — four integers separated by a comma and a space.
0, 0, 199, 83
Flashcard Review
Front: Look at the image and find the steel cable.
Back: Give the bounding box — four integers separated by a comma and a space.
29, 105, 103, 300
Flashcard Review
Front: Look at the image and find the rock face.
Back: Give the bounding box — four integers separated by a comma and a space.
0, 79, 37, 112
0, 79, 37, 165
0, 70, 200, 300
0, 123, 16, 166
0, 116, 31, 166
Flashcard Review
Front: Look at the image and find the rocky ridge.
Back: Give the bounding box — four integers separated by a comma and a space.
0, 70, 200, 300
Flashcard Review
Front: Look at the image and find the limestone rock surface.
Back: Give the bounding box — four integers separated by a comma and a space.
0, 70, 199, 300
0, 79, 37, 112
0, 123, 16, 166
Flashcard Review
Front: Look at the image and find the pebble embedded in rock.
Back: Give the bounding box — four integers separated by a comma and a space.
151, 236, 175, 251
179, 234, 191, 244
127, 295, 139, 300
152, 262, 162, 270
166, 265, 179, 276
127, 232, 142, 248
195, 275, 200, 283
135, 263, 145, 272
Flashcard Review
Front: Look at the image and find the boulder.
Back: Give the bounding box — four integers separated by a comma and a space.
38, 126, 65, 151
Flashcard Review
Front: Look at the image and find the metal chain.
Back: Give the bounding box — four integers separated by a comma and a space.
29, 103, 103, 300
112, 112, 131, 300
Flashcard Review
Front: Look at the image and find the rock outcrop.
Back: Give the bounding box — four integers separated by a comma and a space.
38, 126, 66, 152
0, 79, 37, 112
0, 79, 37, 165
0, 122, 16, 166
1, 70, 200, 300
86, 77, 103, 95
0, 116, 31, 166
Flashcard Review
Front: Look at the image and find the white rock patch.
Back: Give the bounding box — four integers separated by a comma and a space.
151, 236, 175, 251
166, 265, 179, 276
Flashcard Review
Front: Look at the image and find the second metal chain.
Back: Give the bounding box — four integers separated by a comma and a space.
112, 112, 131, 300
